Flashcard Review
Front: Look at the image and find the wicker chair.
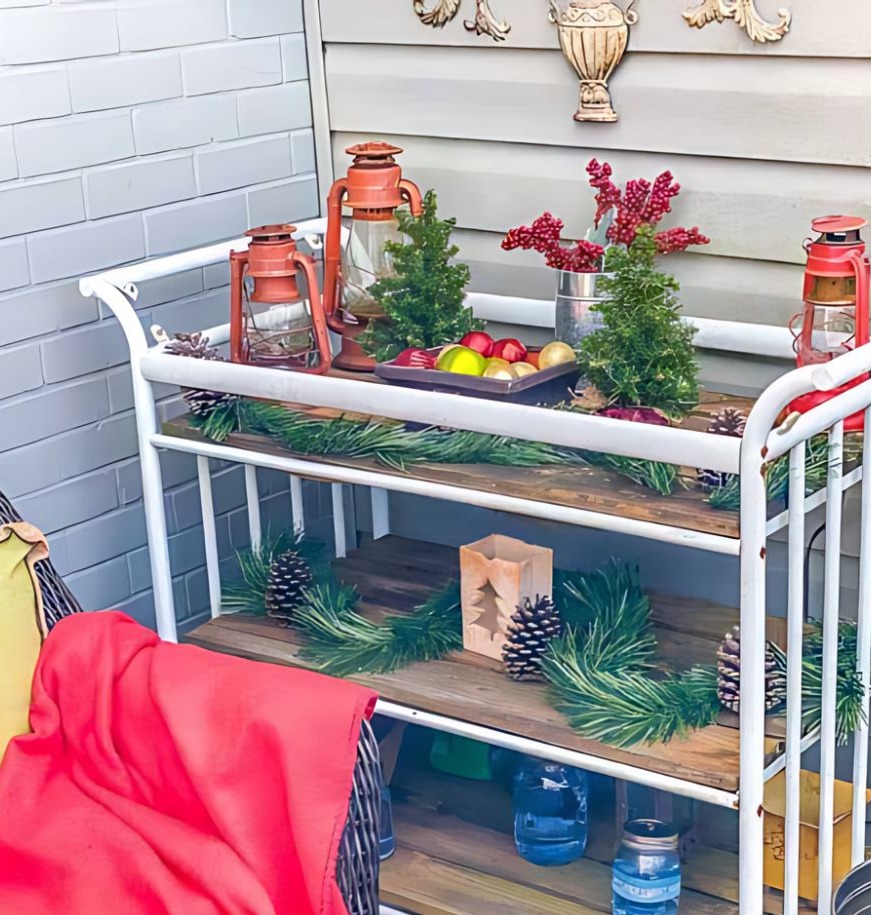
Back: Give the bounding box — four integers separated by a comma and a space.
0, 492, 381, 915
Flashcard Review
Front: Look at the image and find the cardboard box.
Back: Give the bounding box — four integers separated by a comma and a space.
763, 769, 871, 902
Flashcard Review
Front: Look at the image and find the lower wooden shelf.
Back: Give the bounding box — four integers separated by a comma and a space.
185, 535, 787, 797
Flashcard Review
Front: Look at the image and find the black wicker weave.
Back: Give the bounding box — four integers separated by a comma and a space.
0, 493, 381, 915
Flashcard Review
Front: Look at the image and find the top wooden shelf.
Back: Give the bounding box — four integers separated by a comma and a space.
186, 536, 769, 796
164, 389, 751, 541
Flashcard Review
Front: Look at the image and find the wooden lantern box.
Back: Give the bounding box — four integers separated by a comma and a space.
459, 534, 553, 661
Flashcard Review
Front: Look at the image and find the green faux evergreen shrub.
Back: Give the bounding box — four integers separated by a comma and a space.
359, 189, 480, 363
577, 225, 699, 417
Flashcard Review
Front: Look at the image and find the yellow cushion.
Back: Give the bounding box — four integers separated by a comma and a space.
0, 523, 48, 762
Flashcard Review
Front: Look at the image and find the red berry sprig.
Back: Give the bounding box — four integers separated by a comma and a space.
654, 226, 710, 255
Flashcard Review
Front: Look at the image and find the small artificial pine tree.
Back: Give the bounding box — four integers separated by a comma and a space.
577, 224, 700, 418
358, 189, 481, 363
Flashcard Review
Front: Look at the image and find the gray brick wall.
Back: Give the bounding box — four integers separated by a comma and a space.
0, 0, 323, 632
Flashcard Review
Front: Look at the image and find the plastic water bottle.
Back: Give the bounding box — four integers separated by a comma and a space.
612, 819, 681, 915
512, 757, 588, 866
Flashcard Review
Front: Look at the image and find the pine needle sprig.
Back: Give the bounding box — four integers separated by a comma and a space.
298, 580, 462, 677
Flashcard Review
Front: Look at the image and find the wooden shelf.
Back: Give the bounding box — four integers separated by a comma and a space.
185, 535, 786, 795
164, 390, 751, 540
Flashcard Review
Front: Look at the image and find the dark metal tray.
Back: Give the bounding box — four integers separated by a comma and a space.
373, 347, 580, 406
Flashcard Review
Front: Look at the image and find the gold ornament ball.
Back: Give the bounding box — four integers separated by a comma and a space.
538, 341, 577, 369
482, 358, 518, 381
512, 362, 538, 378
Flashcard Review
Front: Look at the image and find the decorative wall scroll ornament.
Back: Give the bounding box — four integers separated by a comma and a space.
547, 0, 638, 123
683, 0, 791, 43
412, 0, 511, 41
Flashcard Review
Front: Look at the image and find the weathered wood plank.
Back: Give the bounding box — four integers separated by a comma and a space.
391, 801, 738, 914
332, 132, 871, 266
327, 47, 871, 168
163, 411, 744, 539
320, 0, 871, 58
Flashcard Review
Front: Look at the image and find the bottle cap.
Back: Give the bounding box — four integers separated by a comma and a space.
622, 819, 679, 850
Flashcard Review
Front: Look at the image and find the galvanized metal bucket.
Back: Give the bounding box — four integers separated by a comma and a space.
554, 270, 608, 348
834, 860, 871, 914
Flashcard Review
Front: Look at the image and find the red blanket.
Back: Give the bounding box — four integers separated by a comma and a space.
0, 612, 377, 915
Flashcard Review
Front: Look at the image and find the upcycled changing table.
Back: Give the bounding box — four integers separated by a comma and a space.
80, 217, 871, 915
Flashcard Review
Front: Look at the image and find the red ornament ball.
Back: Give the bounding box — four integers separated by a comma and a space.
491, 338, 528, 363
459, 331, 495, 358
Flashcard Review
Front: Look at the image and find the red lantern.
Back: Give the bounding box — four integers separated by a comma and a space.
787, 216, 870, 432
229, 225, 331, 373
323, 142, 423, 371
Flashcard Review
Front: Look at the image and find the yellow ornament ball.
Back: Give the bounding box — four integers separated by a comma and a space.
538, 341, 577, 369
436, 345, 487, 376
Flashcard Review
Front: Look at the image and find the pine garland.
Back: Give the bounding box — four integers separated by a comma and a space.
223, 535, 461, 676
193, 397, 680, 495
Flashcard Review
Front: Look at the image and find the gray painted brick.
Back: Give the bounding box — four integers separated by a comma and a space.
144, 191, 248, 256
280, 33, 308, 83
182, 38, 281, 96
0, 7, 118, 64
132, 94, 238, 155
127, 546, 151, 593
0, 375, 110, 449
118, 0, 227, 52
291, 129, 315, 174
41, 318, 129, 383
69, 52, 183, 113
115, 591, 156, 629
0, 174, 85, 238
160, 449, 198, 488
27, 213, 146, 283
0, 341, 42, 399
86, 153, 196, 219
99, 269, 204, 319
237, 82, 311, 138
15, 111, 135, 178
247, 175, 318, 228
115, 459, 143, 506
0, 127, 16, 181
0, 412, 138, 499
0, 239, 29, 292
0, 279, 99, 346
184, 567, 211, 616
229, 0, 302, 38
195, 135, 291, 196
15, 468, 117, 534
106, 366, 177, 414
66, 556, 131, 612
61, 504, 148, 574
0, 65, 70, 126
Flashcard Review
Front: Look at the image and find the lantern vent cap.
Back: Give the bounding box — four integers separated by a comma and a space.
812, 216, 867, 235
245, 224, 298, 243
345, 142, 404, 165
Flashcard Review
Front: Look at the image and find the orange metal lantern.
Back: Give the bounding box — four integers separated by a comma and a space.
787, 216, 870, 432
324, 142, 423, 371
229, 225, 331, 373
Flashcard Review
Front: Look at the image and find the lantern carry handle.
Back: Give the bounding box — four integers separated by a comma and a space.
323, 178, 350, 327
228, 248, 249, 364
399, 179, 424, 217
291, 250, 332, 375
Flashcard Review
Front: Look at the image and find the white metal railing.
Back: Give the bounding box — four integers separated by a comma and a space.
80, 230, 871, 915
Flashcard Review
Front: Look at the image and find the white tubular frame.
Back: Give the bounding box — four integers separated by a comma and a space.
81, 234, 871, 915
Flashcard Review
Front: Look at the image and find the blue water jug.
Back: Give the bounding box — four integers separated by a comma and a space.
512, 757, 588, 866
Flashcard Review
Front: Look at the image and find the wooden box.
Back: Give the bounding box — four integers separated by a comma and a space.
459, 535, 553, 660
763, 769, 871, 902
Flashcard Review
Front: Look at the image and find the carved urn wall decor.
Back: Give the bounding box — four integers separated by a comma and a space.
548, 0, 638, 123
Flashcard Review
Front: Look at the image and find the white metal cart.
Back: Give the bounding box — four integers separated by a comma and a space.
81, 218, 871, 915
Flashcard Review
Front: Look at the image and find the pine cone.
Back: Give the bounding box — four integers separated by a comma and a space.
698, 408, 747, 491
502, 595, 562, 682
264, 551, 313, 626
716, 624, 787, 714
166, 332, 237, 420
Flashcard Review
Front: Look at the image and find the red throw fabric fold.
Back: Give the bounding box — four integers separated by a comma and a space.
0, 612, 377, 915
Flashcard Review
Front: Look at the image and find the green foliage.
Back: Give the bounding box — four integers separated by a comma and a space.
577, 225, 699, 418
358, 189, 480, 362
